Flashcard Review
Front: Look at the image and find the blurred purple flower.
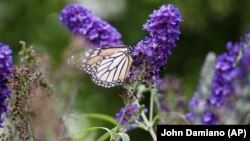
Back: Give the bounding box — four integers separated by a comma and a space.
188, 95, 199, 108
60, 4, 122, 47
209, 42, 241, 106
201, 110, 218, 125
187, 33, 250, 125
186, 112, 195, 121
129, 4, 182, 85
0, 42, 13, 127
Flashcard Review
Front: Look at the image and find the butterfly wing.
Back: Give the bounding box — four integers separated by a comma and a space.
68, 48, 102, 75
92, 50, 133, 88
68, 46, 133, 88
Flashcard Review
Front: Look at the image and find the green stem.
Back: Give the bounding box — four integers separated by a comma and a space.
134, 121, 148, 130
149, 127, 157, 141
98, 128, 116, 141
141, 109, 150, 125
135, 100, 157, 141
131, 79, 140, 95
138, 86, 157, 141
149, 89, 156, 122
154, 93, 160, 111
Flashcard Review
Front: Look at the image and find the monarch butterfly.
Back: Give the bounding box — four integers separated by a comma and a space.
68, 45, 133, 88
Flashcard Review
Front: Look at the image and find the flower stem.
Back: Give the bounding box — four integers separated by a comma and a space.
149, 88, 156, 122
135, 100, 157, 141
149, 126, 157, 141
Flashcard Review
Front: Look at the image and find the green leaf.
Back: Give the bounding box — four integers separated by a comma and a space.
77, 127, 113, 140
85, 113, 118, 125
118, 133, 130, 141
97, 132, 111, 141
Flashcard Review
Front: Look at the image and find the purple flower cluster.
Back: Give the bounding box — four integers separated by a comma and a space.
143, 5, 181, 47
0, 42, 13, 127
186, 41, 243, 125
186, 93, 219, 125
187, 33, 250, 125
130, 4, 182, 85
60, 4, 122, 47
115, 103, 147, 130
209, 42, 242, 106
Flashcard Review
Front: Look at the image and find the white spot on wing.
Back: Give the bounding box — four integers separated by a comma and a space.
82, 59, 87, 63
91, 53, 98, 57
85, 52, 90, 57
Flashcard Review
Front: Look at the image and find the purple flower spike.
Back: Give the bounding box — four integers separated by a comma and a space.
115, 104, 138, 125
210, 42, 241, 106
60, 4, 122, 47
115, 103, 147, 131
187, 32, 250, 125
130, 4, 182, 85
0, 42, 13, 127
143, 4, 182, 45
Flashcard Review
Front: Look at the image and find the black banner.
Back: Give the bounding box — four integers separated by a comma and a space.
157, 125, 250, 140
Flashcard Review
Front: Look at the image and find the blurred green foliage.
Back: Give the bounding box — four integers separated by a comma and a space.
1, 0, 250, 140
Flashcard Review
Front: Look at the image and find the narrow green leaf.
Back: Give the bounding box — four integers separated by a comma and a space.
97, 132, 111, 141
85, 113, 118, 125
77, 127, 113, 140
118, 133, 130, 141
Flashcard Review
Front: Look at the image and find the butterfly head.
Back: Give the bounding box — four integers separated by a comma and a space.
128, 46, 134, 54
